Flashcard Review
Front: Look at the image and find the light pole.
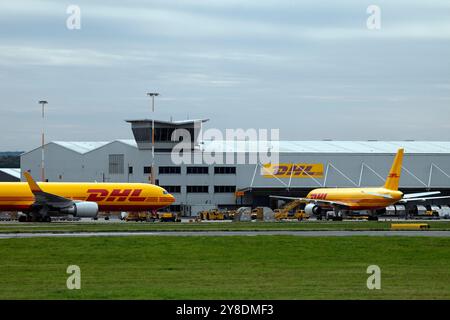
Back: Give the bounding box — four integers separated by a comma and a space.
146, 92, 159, 185
38, 100, 48, 182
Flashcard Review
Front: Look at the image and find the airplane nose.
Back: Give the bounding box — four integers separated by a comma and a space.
169, 194, 175, 203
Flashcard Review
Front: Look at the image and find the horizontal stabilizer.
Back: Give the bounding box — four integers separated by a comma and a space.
400, 196, 450, 203
403, 191, 441, 199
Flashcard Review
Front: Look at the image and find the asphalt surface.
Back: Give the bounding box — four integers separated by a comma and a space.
1, 230, 450, 239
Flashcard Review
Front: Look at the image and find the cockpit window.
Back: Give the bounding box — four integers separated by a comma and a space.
163, 190, 168, 194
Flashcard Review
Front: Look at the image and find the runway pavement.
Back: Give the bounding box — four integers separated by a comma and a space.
1, 230, 450, 239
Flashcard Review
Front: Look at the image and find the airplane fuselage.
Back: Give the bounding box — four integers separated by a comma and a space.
0, 182, 175, 212
307, 187, 404, 210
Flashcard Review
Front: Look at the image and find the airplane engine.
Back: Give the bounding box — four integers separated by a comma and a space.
62, 201, 99, 218
305, 203, 321, 216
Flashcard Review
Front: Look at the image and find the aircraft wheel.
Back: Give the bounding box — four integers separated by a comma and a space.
31, 216, 41, 222
18, 215, 27, 222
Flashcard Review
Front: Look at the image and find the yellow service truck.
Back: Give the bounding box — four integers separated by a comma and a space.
124, 212, 149, 222
200, 209, 226, 220
158, 212, 180, 222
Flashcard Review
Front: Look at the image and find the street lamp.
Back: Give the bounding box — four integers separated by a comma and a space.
146, 92, 159, 184
38, 100, 48, 182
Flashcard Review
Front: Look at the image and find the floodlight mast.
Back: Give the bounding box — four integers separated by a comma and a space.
146, 92, 159, 185
38, 100, 48, 182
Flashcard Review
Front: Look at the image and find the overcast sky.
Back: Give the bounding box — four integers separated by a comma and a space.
0, 0, 449, 151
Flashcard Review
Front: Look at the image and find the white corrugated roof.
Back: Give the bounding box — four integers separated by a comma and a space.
126, 119, 209, 125
52, 141, 111, 154
51, 140, 138, 154
200, 141, 450, 153
26, 140, 450, 154
0, 168, 21, 179
116, 139, 138, 148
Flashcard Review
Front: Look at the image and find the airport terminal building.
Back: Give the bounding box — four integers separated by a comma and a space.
21, 119, 450, 215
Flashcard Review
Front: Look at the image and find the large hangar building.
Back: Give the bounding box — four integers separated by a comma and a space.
21, 119, 450, 215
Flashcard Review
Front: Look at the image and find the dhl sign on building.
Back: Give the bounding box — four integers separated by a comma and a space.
261, 163, 324, 178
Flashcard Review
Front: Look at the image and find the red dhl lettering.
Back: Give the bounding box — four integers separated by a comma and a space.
271, 165, 317, 176
128, 189, 146, 202
86, 189, 109, 201
310, 193, 327, 200
292, 165, 313, 176
273, 165, 289, 175
86, 189, 146, 202
106, 189, 132, 202
388, 173, 400, 178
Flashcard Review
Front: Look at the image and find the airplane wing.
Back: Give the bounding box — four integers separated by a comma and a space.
399, 196, 450, 203
269, 195, 350, 208
24, 172, 73, 209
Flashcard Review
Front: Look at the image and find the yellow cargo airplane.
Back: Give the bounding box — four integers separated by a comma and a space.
271, 149, 450, 219
0, 172, 175, 222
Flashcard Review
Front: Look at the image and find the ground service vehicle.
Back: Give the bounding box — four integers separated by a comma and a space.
200, 209, 226, 220
274, 199, 309, 221
159, 212, 179, 222
125, 212, 148, 222
251, 207, 264, 220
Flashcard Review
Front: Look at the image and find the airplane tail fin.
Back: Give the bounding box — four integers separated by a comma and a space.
383, 148, 404, 190
24, 171, 43, 193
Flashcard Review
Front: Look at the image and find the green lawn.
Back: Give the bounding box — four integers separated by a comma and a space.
1, 220, 450, 233
0, 236, 449, 299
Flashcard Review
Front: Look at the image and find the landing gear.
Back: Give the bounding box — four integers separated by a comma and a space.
368, 210, 379, 221
325, 208, 343, 221
18, 208, 52, 223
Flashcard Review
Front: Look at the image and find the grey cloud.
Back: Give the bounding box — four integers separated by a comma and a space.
0, 0, 449, 150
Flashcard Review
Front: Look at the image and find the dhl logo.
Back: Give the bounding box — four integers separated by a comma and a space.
309, 193, 327, 200
262, 163, 324, 178
388, 173, 400, 178
86, 189, 147, 202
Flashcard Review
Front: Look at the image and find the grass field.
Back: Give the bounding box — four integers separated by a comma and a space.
0, 235, 449, 299
1, 220, 450, 233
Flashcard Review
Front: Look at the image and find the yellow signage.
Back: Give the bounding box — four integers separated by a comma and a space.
262, 163, 324, 178
235, 191, 245, 197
